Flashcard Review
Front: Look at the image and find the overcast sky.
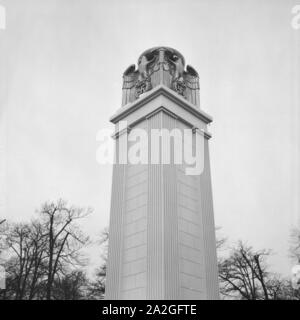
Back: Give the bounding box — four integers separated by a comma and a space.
0, 0, 299, 277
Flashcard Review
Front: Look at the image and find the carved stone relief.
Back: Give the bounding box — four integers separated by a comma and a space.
121, 47, 200, 105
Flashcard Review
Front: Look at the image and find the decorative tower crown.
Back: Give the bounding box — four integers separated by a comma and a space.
122, 47, 200, 107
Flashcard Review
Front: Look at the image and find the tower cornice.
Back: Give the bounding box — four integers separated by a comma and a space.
111, 84, 213, 125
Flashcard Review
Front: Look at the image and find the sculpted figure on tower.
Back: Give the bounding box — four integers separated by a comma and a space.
122, 47, 200, 107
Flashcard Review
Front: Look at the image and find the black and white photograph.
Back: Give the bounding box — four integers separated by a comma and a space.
0, 0, 300, 307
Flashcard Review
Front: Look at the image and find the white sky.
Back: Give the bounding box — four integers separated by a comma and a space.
0, 0, 299, 277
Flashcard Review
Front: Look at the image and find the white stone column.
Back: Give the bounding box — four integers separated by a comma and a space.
105, 83, 219, 300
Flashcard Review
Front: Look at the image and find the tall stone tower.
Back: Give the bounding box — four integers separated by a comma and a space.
105, 47, 219, 300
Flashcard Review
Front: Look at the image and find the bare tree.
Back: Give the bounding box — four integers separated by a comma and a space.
38, 199, 91, 300
218, 241, 296, 300
52, 270, 88, 300
3, 221, 47, 299
87, 228, 108, 299
6, 223, 33, 299
27, 221, 48, 299
1, 200, 91, 300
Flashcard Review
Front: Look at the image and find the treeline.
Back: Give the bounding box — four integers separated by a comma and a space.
0, 199, 106, 300
0, 200, 299, 300
218, 240, 300, 299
